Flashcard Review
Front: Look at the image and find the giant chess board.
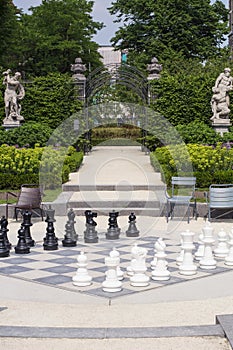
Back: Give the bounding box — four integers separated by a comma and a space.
0, 234, 232, 299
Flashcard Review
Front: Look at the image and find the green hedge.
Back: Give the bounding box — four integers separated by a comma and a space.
150, 143, 233, 188
0, 144, 83, 190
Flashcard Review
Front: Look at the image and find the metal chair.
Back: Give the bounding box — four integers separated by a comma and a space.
206, 184, 233, 221
6, 184, 44, 220
165, 176, 197, 223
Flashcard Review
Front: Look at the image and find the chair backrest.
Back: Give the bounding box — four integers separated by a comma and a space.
171, 177, 196, 197
17, 184, 42, 208
209, 184, 233, 208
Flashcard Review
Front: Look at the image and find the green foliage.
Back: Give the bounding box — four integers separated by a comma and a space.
175, 121, 221, 145
151, 143, 233, 188
109, 0, 228, 64
0, 0, 20, 69
16, 0, 103, 76
0, 144, 83, 190
0, 123, 52, 147
147, 59, 233, 125
22, 73, 82, 129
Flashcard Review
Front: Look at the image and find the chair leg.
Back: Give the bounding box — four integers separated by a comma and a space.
166, 202, 169, 223
187, 205, 190, 224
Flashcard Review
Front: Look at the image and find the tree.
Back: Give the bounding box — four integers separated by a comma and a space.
109, 0, 229, 64
149, 58, 233, 125
17, 0, 103, 76
0, 0, 20, 69
22, 72, 82, 129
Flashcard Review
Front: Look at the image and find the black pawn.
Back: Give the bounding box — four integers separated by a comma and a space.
22, 211, 35, 247
0, 216, 11, 250
106, 210, 120, 240
15, 225, 30, 254
84, 210, 98, 243
68, 208, 78, 241
62, 221, 77, 247
126, 212, 140, 237
0, 220, 10, 258
43, 207, 58, 251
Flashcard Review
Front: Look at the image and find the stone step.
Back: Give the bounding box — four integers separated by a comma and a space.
68, 190, 162, 207
62, 184, 164, 192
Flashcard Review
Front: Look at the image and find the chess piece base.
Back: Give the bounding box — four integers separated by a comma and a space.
84, 237, 98, 244
179, 266, 197, 276
15, 246, 30, 254
0, 250, 10, 257
130, 274, 150, 287
43, 244, 58, 251
62, 240, 77, 247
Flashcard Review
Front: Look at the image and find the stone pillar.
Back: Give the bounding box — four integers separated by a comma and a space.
71, 57, 86, 102
147, 57, 162, 105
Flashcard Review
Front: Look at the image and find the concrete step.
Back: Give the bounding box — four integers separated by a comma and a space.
67, 190, 163, 217
62, 184, 164, 191
68, 190, 161, 207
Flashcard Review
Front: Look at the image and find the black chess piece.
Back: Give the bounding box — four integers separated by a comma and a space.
84, 210, 98, 243
0, 218, 10, 257
0, 216, 11, 250
67, 208, 78, 241
106, 210, 120, 240
62, 221, 77, 247
43, 206, 58, 250
15, 225, 30, 254
22, 211, 35, 247
126, 212, 139, 237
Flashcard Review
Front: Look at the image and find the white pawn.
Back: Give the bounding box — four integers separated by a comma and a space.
194, 232, 205, 261
112, 247, 124, 280
225, 230, 233, 266
176, 237, 184, 265
179, 230, 197, 276
151, 238, 170, 281
150, 241, 157, 270
130, 246, 150, 287
102, 249, 122, 293
199, 222, 216, 270
72, 251, 92, 287
214, 228, 229, 258
127, 243, 138, 276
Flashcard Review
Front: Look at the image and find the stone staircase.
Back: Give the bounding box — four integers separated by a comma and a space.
51, 146, 165, 217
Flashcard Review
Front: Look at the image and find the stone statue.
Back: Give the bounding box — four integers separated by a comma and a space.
2, 69, 25, 125
210, 68, 233, 121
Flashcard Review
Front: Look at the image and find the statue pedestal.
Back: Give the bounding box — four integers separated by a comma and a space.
211, 119, 231, 136
2, 116, 24, 131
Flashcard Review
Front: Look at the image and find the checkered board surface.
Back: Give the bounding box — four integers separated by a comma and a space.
0, 235, 232, 299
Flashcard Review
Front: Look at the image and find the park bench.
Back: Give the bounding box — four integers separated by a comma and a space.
165, 176, 197, 223
206, 184, 233, 221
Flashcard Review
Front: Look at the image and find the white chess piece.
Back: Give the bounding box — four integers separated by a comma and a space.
102, 249, 122, 292
214, 228, 229, 258
150, 241, 157, 270
127, 243, 138, 276
151, 238, 170, 281
179, 230, 197, 276
72, 251, 92, 287
130, 246, 150, 287
194, 232, 205, 261
176, 237, 184, 265
225, 230, 233, 266
199, 222, 216, 270
112, 247, 124, 280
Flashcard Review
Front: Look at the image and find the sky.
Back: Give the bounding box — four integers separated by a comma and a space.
13, 0, 119, 45
13, 0, 229, 45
